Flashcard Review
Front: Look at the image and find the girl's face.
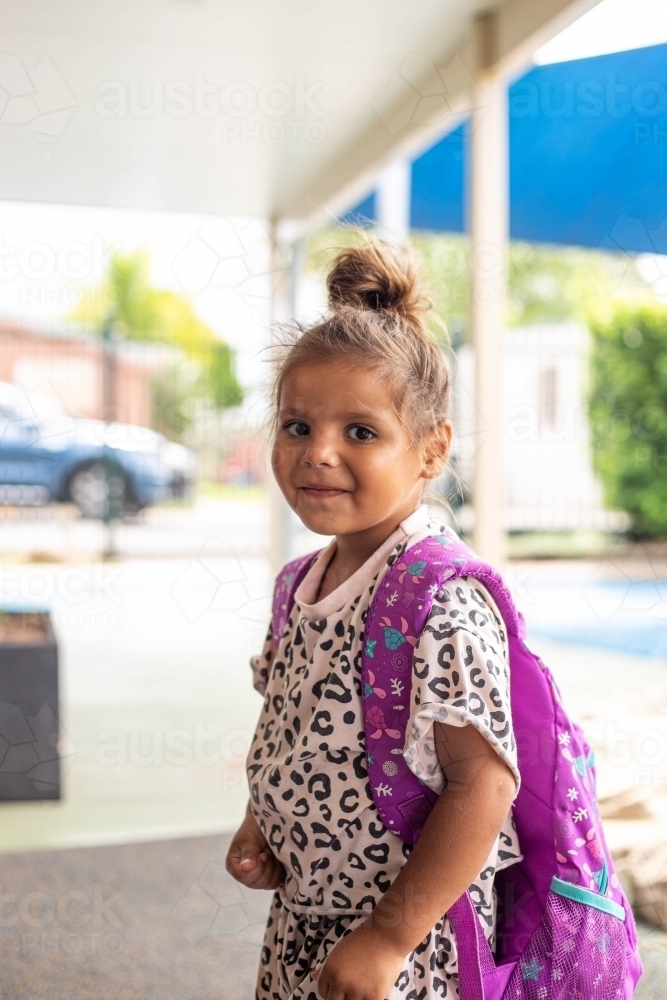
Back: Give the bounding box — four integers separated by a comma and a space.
272, 360, 451, 540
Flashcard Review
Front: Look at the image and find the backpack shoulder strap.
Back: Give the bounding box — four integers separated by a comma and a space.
362, 530, 524, 989
369, 529, 522, 639
362, 529, 524, 845
420, 531, 525, 640
271, 550, 320, 645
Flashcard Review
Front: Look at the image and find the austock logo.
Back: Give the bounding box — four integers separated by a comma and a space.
0, 53, 76, 158
171, 859, 269, 944
373, 52, 482, 136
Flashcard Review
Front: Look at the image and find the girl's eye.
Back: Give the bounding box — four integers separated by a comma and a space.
348, 425, 375, 442
284, 421, 310, 437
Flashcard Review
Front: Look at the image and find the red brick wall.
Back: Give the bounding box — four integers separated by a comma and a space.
0, 323, 153, 427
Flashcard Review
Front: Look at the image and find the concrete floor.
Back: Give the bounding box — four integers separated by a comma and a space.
0, 834, 268, 1000
0, 493, 274, 852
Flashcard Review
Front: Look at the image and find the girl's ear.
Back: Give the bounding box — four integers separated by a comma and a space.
421, 421, 453, 480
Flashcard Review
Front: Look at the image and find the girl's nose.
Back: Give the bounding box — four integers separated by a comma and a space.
302, 434, 339, 467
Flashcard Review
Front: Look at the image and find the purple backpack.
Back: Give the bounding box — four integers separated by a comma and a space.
271, 530, 643, 1000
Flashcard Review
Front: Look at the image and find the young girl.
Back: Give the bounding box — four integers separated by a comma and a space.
226, 241, 521, 1000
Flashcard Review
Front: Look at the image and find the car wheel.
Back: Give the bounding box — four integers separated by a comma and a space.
68, 462, 128, 519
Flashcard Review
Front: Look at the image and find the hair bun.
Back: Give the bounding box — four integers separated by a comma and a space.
327, 240, 430, 335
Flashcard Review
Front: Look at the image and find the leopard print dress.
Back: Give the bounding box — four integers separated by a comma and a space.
247, 506, 521, 1000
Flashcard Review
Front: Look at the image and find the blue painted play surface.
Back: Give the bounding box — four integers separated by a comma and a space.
521, 579, 667, 658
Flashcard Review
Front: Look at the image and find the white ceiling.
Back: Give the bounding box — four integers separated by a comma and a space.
0, 0, 600, 222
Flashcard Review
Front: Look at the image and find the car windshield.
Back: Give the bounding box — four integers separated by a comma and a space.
0, 384, 65, 421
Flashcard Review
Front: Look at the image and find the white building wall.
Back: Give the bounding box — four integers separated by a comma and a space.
454, 322, 628, 532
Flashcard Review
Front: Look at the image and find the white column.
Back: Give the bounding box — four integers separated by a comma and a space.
470, 16, 508, 566
375, 157, 411, 243
268, 223, 295, 573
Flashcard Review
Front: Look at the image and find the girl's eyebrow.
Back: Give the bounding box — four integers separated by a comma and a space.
280, 406, 385, 423
340, 411, 382, 422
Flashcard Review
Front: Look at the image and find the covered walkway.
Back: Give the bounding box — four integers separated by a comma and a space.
0, 0, 605, 566
3, 3, 667, 997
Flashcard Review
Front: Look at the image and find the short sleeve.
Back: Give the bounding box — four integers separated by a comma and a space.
250, 624, 275, 696
403, 576, 520, 794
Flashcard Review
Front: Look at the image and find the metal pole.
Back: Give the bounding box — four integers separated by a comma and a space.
470, 14, 508, 566
101, 310, 117, 559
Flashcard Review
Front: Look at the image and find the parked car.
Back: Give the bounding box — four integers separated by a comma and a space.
0, 381, 196, 518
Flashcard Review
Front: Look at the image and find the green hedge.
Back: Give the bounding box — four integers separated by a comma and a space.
589, 303, 667, 537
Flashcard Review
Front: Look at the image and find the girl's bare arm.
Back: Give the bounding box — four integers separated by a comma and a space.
313, 722, 516, 1000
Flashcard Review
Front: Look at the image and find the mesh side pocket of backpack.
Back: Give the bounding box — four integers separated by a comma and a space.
503, 883, 627, 1000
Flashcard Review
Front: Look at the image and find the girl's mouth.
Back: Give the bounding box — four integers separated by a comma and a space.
299, 486, 347, 499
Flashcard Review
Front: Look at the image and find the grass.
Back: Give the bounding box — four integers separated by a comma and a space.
507, 531, 628, 560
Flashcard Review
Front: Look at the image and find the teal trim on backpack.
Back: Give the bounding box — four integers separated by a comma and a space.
551, 876, 626, 921
599, 855, 609, 896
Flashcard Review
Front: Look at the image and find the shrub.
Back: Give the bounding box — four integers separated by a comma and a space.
589, 303, 667, 537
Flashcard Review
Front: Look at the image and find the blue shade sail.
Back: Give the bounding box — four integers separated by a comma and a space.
343, 43, 667, 254
509, 43, 667, 251
338, 191, 376, 227
411, 123, 467, 234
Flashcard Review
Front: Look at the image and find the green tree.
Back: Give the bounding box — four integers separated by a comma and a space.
150, 362, 200, 442
414, 235, 650, 337
588, 303, 667, 537
73, 252, 243, 439
409, 233, 467, 345
206, 343, 244, 409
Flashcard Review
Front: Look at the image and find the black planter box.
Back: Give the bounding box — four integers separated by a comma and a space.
0, 611, 60, 800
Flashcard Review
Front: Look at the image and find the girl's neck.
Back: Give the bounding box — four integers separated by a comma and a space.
314, 544, 364, 603
315, 502, 423, 602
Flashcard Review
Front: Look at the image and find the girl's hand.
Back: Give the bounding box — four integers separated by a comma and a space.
225, 809, 285, 890
311, 922, 405, 1000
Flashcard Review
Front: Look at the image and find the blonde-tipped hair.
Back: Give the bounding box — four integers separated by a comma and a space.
271, 236, 451, 442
